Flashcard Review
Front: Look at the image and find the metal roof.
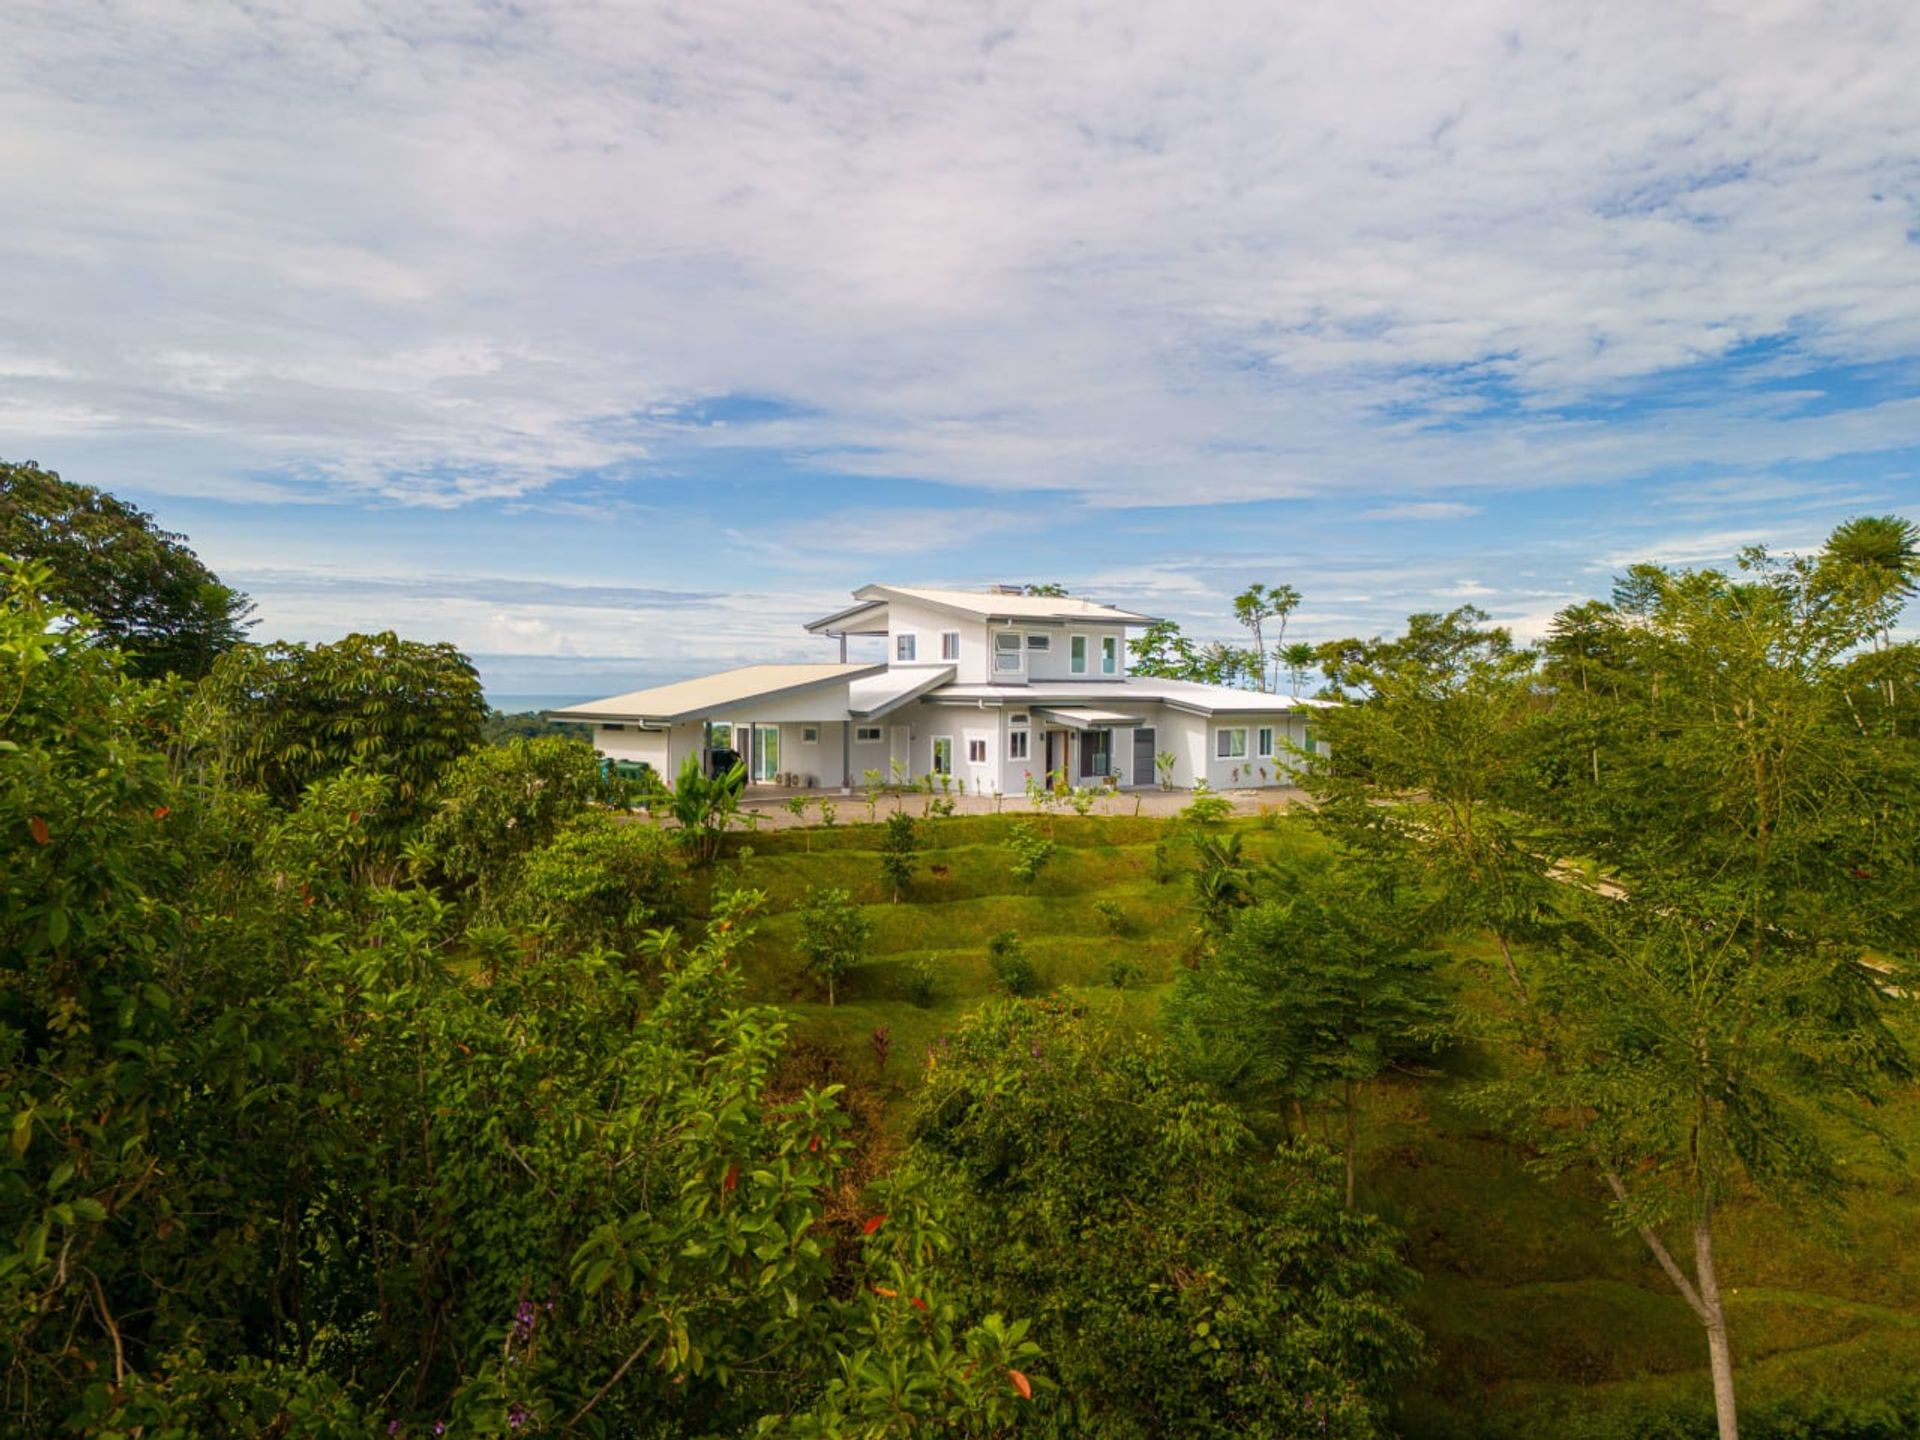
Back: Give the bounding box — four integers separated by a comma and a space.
1034, 705, 1137, 730
548, 663, 886, 724
805, 584, 1158, 632
848, 665, 956, 719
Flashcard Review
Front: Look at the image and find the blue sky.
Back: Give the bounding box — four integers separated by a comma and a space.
3, 0, 1917, 701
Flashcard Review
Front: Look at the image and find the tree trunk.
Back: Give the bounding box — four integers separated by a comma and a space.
1696, 1215, 1740, 1440
1343, 1077, 1356, 1211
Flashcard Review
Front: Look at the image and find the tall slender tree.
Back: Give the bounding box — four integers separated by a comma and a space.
1232, 582, 1301, 692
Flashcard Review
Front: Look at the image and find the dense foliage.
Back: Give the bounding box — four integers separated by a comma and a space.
0, 559, 1039, 1437
0, 459, 255, 679
1304, 528, 1920, 1440
905, 1001, 1422, 1438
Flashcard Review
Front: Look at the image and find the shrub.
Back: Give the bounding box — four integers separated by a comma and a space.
1179, 781, 1234, 825
669, 752, 745, 864
879, 811, 919, 900
987, 930, 1041, 996
1004, 821, 1056, 884
796, 886, 871, 1006
420, 735, 606, 900
1104, 955, 1145, 990
510, 813, 685, 959
1092, 898, 1127, 935
904, 957, 939, 1008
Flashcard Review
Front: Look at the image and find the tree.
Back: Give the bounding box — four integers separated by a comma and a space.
0, 559, 1041, 1436
1128, 619, 1201, 679
905, 1001, 1421, 1438
796, 886, 871, 1005
0, 459, 254, 678
1815, 514, 1920, 723
419, 734, 608, 902
1233, 582, 1301, 693
198, 631, 487, 831
1168, 859, 1448, 1208
1024, 581, 1069, 597
879, 811, 918, 901
1313, 537, 1920, 1440
1279, 640, 1317, 698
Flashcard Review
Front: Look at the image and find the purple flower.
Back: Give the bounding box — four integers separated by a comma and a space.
433, 1424, 446, 1437
388, 1422, 400, 1437
508, 1402, 527, 1429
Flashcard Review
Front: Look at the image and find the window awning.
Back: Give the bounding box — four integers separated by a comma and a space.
1034, 706, 1136, 730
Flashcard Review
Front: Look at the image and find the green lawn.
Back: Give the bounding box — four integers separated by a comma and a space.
709, 810, 1920, 1436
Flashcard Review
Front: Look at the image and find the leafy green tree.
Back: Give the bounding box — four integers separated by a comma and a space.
1233, 582, 1301, 693
879, 811, 918, 901
0, 459, 254, 678
1169, 859, 1448, 1207
906, 1001, 1421, 1438
1814, 514, 1920, 723
796, 886, 871, 1005
199, 630, 486, 831
418, 734, 607, 902
509, 812, 686, 960
1301, 605, 1554, 1005
1316, 534, 1920, 1440
1128, 619, 1202, 679
1279, 640, 1317, 698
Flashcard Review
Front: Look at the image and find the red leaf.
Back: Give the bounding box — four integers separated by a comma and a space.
909, 1296, 928, 1312
152, 806, 170, 820
722, 1163, 739, 1193
29, 816, 50, 846
861, 1214, 888, 1235
808, 1133, 821, 1153
347, 812, 360, 824
1008, 1369, 1032, 1401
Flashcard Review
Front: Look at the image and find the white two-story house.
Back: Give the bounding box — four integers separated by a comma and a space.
550, 584, 1333, 793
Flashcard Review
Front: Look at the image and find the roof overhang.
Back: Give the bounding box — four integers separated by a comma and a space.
1034, 705, 1139, 730
803, 599, 890, 636
549, 662, 888, 725
848, 665, 957, 720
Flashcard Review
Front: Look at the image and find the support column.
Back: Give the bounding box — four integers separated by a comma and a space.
841, 719, 852, 795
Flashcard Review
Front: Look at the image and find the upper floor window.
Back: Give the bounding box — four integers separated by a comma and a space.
994, 632, 1023, 673
1070, 635, 1088, 674
941, 631, 961, 660
897, 634, 917, 662
1025, 633, 1050, 651
1100, 635, 1118, 675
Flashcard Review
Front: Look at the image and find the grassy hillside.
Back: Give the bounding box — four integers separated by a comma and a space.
708, 809, 1920, 1436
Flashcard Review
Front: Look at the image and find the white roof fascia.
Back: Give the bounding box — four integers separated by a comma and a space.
853, 584, 1159, 627
550, 663, 888, 725
847, 665, 957, 720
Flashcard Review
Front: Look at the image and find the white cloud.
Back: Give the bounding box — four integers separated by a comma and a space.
1362, 502, 1483, 520
0, 0, 1917, 509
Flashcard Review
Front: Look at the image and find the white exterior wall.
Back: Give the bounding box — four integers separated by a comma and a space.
1201, 713, 1310, 789
886, 600, 989, 681
593, 724, 671, 772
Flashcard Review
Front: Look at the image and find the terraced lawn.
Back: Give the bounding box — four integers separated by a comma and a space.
705, 810, 1920, 1436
